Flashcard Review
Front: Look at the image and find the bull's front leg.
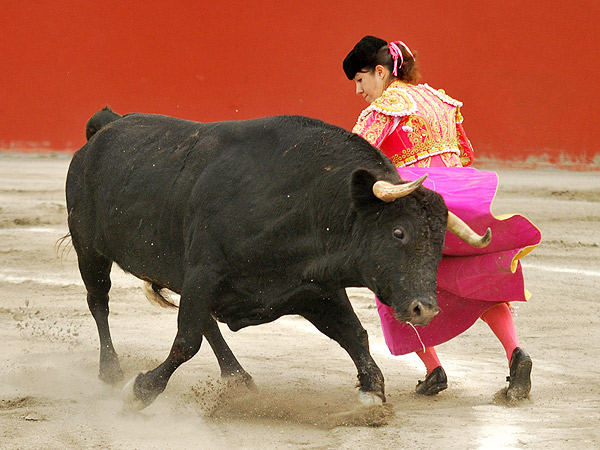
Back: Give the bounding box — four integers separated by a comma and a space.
294, 289, 385, 405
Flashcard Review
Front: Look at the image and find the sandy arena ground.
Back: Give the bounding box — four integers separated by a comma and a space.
0, 154, 599, 449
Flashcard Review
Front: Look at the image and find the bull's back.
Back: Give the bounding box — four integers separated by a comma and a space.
86, 113, 337, 159
74, 113, 382, 218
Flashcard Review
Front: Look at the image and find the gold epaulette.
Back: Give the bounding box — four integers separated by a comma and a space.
370, 87, 417, 117
421, 84, 463, 108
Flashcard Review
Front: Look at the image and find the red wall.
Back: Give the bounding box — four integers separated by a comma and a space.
2, 1, 599, 167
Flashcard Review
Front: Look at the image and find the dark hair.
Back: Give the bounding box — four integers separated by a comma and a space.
343, 35, 420, 84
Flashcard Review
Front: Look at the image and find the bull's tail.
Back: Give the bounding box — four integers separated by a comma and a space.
54, 232, 73, 263
85, 106, 122, 140
143, 281, 179, 309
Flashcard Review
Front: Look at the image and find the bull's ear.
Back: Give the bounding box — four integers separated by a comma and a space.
351, 169, 380, 208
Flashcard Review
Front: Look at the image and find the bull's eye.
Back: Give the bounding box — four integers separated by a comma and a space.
393, 228, 406, 241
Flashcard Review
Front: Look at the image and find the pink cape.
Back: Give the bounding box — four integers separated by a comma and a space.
376, 167, 542, 355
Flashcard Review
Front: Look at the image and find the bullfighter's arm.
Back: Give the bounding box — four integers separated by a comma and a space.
352, 110, 394, 148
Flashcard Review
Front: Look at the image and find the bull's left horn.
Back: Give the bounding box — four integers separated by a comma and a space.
373, 174, 428, 202
447, 212, 492, 248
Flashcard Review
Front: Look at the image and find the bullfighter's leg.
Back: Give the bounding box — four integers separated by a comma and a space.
74, 245, 123, 384
121, 280, 210, 410
203, 318, 256, 389
294, 289, 385, 405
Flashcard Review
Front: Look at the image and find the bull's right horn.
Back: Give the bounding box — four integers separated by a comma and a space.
373, 174, 428, 202
447, 212, 492, 248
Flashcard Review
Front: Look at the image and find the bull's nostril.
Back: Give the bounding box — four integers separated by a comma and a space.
406, 298, 439, 326
413, 303, 422, 317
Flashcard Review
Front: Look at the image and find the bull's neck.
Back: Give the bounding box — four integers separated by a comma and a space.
302, 251, 361, 287
302, 210, 363, 287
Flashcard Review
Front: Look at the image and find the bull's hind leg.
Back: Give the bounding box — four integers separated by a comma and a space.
75, 247, 123, 384
203, 318, 256, 389
295, 289, 385, 405
122, 280, 211, 410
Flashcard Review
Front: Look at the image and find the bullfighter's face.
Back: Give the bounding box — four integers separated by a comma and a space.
353, 65, 389, 103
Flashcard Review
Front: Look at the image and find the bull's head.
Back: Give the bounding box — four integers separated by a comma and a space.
351, 170, 491, 327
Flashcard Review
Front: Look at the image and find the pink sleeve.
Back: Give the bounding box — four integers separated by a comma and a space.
352, 110, 394, 149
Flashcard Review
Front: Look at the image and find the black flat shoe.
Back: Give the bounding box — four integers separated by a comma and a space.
506, 347, 532, 401
416, 366, 447, 395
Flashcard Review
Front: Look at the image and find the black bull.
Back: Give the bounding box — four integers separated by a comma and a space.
66, 110, 464, 410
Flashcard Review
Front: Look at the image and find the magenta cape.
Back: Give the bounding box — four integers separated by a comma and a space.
376, 167, 542, 355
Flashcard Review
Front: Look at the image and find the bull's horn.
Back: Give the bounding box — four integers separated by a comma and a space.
447, 212, 492, 248
372, 174, 428, 202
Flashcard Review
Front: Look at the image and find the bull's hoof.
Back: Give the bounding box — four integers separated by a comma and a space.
98, 355, 124, 385
358, 389, 385, 406
506, 347, 532, 402
223, 370, 257, 392
121, 374, 155, 411
241, 375, 258, 392
415, 366, 447, 396
99, 366, 124, 385
219, 373, 259, 396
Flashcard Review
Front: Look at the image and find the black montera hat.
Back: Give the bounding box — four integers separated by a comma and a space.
343, 36, 388, 80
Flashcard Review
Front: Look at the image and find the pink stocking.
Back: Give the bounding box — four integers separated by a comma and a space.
480, 303, 519, 363
416, 347, 442, 375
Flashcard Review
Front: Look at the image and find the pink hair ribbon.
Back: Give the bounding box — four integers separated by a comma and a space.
389, 41, 414, 76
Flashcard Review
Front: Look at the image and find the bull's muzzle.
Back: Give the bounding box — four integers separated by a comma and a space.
407, 297, 439, 326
